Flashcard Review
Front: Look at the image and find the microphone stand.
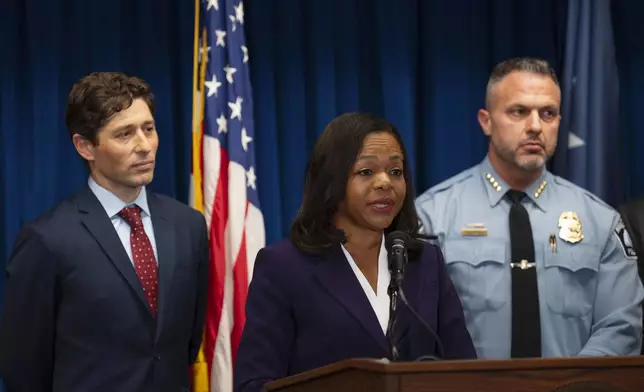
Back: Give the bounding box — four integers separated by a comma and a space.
386, 240, 406, 361
385, 231, 446, 362
386, 281, 400, 361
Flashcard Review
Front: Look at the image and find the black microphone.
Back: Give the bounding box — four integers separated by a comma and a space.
385, 231, 445, 361
386, 231, 407, 290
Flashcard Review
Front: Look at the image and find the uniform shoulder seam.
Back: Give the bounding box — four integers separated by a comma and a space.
418, 167, 476, 201
552, 175, 614, 211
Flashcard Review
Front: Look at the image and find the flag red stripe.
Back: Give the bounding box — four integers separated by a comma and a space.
199, 122, 205, 195
230, 202, 250, 368
204, 147, 230, 376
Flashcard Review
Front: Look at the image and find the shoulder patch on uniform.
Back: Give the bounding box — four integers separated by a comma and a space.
614, 218, 637, 260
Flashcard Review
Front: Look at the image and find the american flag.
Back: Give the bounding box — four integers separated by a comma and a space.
190, 0, 265, 391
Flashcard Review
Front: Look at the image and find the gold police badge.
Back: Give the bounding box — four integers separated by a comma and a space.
558, 211, 583, 244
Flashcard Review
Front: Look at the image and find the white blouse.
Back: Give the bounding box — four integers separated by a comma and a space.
340, 235, 391, 335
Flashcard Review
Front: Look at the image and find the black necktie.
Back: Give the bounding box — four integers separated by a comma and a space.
507, 190, 541, 358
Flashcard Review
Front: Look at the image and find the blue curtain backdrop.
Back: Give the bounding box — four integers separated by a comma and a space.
554, 0, 622, 208
2, 0, 644, 387
613, 0, 644, 200
247, 0, 566, 245
0, 0, 196, 258
0, 0, 572, 257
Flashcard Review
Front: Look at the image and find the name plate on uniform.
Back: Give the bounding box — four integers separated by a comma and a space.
461, 223, 488, 237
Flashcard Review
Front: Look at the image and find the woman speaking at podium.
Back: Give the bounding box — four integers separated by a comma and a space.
234, 113, 476, 392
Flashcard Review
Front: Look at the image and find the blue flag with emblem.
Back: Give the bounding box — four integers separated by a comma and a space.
552, 0, 622, 207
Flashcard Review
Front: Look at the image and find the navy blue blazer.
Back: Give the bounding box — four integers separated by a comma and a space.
0, 187, 209, 392
234, 239, 476, 392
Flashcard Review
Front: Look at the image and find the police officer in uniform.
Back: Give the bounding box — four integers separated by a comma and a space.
415, 58, 644, 359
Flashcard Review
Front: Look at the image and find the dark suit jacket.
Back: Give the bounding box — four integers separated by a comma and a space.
0, 187, 209, 392
617, 198, 644, 355
234, 239, 476, 392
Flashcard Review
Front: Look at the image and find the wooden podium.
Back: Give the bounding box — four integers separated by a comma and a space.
265, 356, 644, 392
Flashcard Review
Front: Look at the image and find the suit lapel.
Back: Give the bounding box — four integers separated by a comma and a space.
313, 245, 390, 354
148, 193, 177, 340
76, 188, 152, 315
393, 255, 423, 345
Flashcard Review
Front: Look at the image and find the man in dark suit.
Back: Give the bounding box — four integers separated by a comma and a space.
0, 72, 209, 392
617, 198, 644, 355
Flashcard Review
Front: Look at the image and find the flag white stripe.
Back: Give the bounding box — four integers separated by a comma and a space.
202, 135, 222, 229
244, 204, 265, 282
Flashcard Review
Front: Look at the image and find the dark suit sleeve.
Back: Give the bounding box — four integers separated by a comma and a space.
0, 226, 58, 392
434, 245, 477, 359
234, 248, 294, 392
189, 215, 210, 363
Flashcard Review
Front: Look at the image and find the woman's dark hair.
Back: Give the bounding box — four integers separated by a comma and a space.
290, 112, 420, 254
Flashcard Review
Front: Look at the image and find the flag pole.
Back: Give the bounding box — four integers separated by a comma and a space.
191, 4, 210, 392
191, 0, 205, 214
191, 0, 200, 137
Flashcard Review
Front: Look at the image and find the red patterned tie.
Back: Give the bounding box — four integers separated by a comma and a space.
119, 205, 158, 317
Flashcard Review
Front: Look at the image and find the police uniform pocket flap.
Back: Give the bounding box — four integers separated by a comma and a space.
444, 239, 508, 312
475, 242, 506, 266
542, 243, 600, 317
544, 243, 600, 273
445, 239, 506, 268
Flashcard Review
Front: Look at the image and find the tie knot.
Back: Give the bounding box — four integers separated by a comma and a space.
118, 205, 143, 228
507, 190, 526, 204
